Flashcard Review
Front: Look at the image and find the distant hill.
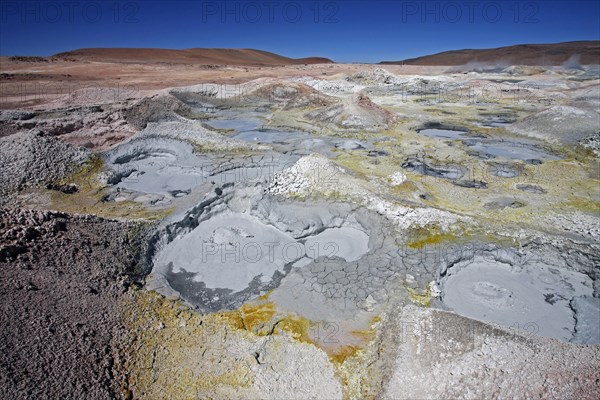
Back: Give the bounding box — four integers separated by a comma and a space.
380, 41, 600, 66
52, 48, 334, 66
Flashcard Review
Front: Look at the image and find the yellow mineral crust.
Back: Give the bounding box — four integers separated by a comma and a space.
120, 291, 351, 399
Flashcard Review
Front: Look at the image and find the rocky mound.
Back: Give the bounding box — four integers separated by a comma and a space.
381, 305, 600, 398
508, 103, 600, 145
0, 131, 90, 204
305, 92, 396, 132
122, 94, 191, 130
0, 93, 194, 150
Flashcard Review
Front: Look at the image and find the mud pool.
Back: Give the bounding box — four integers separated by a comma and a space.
463, 138, 561, 161
418, 128, 468, 139
146, 187, 392, 314
417, 125, 560, 162
153, 212, 370, 293
439, 255, 598, 343
205, 118, 262, 132
102, 136, 293, 205
104, 138, 208, 197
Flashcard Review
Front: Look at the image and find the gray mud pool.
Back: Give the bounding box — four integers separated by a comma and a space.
440, 256, 598, 343
205, 118, 262, 132
463, 138, 560, 161
416, 124, 560, 162
102, 137, 291, 205
153, 212, 369, 293
418, 128, 468, 139
147, 189, 384, 313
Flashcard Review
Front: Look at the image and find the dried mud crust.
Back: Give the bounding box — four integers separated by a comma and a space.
0, 208, 147, 400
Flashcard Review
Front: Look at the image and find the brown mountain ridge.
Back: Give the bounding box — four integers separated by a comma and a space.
52, 48, 334, 66
380, 41, 600, 66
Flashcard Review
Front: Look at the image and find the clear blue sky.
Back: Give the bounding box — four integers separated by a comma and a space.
1, 0, 598, 62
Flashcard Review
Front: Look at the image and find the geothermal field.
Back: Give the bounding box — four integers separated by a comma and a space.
1, 43, 599, 399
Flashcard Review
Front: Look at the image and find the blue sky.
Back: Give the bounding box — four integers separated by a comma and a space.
1, 0, 599, 62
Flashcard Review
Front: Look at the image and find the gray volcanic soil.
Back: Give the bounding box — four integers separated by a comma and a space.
0, 208, 146, 399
